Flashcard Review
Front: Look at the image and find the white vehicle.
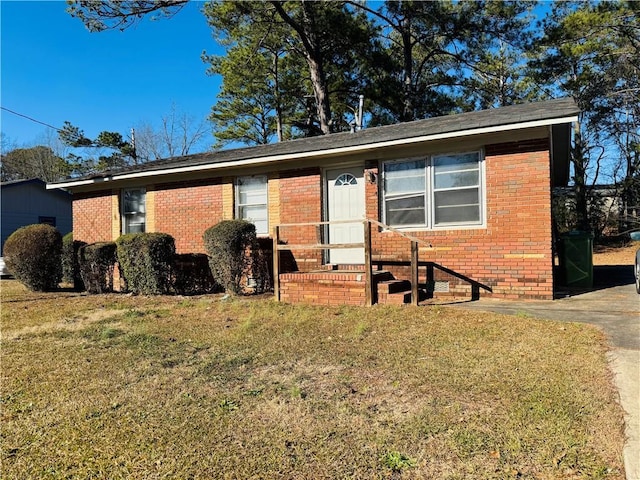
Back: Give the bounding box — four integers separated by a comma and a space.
636, 249, 640, 294
0, 257, 9, 277
631, 232, 640, 294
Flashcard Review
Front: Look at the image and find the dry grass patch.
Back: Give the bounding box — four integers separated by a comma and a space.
593, 240, 639, 265
1, 280, 625, 479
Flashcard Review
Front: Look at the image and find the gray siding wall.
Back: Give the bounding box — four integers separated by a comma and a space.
1, 182, 72, 253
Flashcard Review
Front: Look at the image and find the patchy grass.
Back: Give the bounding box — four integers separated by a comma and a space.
1, 280, 625, 479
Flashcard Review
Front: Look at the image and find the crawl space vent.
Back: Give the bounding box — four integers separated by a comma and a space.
433, 281, 450, 293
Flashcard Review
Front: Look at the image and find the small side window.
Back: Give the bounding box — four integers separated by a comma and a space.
122, 188, 146, 234
236, 176, 268, 235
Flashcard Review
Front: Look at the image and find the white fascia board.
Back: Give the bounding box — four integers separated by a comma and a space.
48, 115, 577, 190
46, 178, 105, 189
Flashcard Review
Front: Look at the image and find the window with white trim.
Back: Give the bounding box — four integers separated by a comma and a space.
236, 175, 268, 235
382, 151, 483, 228
122, 188, 146, 234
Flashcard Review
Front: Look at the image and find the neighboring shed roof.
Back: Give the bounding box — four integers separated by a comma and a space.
2, 178, 72, 199
49, 97, 579, 190
1, 178, 48, 188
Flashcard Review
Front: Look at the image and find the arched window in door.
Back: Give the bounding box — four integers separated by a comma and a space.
334, 173, 358, 186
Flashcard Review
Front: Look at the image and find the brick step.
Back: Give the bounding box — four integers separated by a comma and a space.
372, 270, 395, 283
377, 279, 411, 305
376, 279, 431, 305
323, 264, 367, 271
378, 291, 412, 305
377, 279, 411, 294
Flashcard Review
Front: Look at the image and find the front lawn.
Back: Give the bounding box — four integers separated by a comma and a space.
1, 280, 624, 479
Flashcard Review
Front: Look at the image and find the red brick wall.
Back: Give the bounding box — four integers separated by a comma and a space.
279, 272, 366, 306
73, 191, 113, 244
154, 179, 224, 254
277, 168, 323, 271
367, 138, 554, 299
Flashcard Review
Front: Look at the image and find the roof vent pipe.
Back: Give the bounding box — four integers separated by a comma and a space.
357, 94, 364, 132
350, 94, 365, 133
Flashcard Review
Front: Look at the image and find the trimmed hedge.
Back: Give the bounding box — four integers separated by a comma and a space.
3, 224, 62, 291
62, 232, 87, 290
78, 242, 117, 293
172, 253, 219, 295
116, 233, 175, 295
203, 220, 269, 295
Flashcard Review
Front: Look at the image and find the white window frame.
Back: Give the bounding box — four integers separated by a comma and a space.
431, 151, 483, 228
381, 151, 485, 230
121, 187, 146, 234
235, 175, 269, 235
381, 157, 428, 229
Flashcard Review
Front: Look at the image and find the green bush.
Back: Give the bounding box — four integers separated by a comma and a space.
78, 242, 117, 293
203, 220, 270, 295
61, 232, 74, 282
3, 224, 62, 291
62, 232, 87, 290
116, 233, 175, 295
172, 253, 220, 295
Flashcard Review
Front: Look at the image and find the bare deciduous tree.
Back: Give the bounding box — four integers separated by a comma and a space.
133, 104, 211, 162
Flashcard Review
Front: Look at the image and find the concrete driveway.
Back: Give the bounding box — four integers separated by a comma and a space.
448, 265, 639, 480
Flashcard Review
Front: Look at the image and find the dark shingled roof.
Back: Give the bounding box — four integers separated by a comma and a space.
2, 178, 72, 199
53, 97, 579, 184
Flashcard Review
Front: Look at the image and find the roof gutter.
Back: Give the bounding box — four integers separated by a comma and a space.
48, 115, 578, 190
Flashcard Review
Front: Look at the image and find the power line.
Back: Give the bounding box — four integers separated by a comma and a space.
1, 106, 63, 133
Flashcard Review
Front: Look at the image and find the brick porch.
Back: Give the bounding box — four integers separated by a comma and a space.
279, 269, 420, 306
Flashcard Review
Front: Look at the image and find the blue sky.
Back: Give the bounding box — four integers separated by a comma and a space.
1, 1, 220, 151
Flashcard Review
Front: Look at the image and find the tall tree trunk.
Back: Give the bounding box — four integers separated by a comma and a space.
572, 120, 590, 231
401, 16, 414, 122
272, 52, 284, 142
270, 0, 332, 135
306, 55, 332, 134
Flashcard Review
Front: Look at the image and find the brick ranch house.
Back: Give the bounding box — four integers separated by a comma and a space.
49, 98, 579, 305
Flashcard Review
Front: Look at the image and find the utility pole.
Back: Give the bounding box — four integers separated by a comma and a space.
130, 128, 137, 163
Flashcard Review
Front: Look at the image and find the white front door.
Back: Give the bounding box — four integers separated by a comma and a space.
326, 167, 365, 264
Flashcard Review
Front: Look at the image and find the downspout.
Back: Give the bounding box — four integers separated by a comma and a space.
549, 125, 560, 296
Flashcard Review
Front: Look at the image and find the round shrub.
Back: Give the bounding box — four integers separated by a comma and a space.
3, 224, 62, 291
78, 242, 117, 293
203, 220, 269, 295
62, 232, 87, 290
116, 233, 175, 295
